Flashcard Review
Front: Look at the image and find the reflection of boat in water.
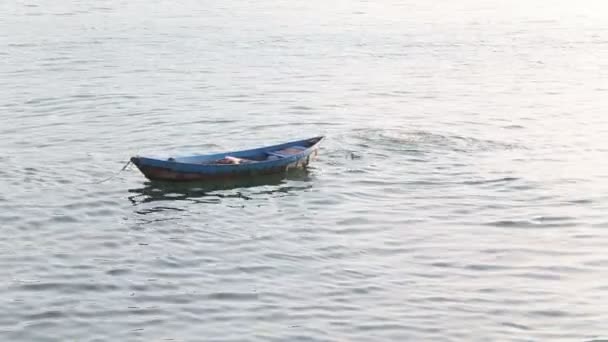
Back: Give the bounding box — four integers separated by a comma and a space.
127, 168, 313, 206
130, 136, 323, 182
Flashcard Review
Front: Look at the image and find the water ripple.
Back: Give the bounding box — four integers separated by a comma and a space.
3, 0, 608, 340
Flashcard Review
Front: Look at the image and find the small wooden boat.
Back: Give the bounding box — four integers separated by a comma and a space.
130, 136, 324, 181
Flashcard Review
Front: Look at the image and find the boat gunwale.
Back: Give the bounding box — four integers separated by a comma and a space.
135, 136, 324, 169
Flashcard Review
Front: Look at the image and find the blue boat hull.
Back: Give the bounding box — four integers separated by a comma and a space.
130, 136, 323, 182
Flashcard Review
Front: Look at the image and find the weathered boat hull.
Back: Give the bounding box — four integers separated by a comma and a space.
131, 153, 317, 181
130, 137, 322, 182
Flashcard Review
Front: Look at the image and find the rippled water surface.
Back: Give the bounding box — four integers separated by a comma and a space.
3, 0, 608, 340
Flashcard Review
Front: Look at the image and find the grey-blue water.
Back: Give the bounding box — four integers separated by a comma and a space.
2, 0, 608, 340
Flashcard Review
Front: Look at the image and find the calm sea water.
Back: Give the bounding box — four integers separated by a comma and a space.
2, 0, 608, 340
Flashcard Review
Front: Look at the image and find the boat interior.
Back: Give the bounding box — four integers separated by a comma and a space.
169, 137, 322, 165
212, 145, 308, 165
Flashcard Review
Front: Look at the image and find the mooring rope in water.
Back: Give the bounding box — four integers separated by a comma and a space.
90, 159, 132, 184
